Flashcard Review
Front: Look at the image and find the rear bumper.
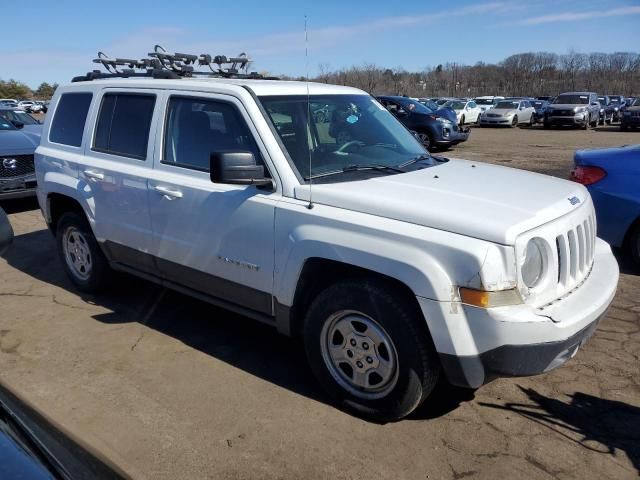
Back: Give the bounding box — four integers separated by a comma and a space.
418, 239, 619, 388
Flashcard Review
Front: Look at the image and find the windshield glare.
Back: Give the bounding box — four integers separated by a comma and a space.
260, 94, 430, 182
444, 101, 466, 110
0, 117, 16, 130
474, 98, 495, 105
554, 95, 589, 105
0, 110, 39, 125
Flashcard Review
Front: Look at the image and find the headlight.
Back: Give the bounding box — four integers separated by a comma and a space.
614, 107, 619, 111
521, 239, 545, 289
600, 108, 604, 113
505, 112, 514, 117
437, 117, 452, 125
574, 106, 586, 113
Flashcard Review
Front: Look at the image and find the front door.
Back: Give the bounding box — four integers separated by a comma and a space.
147, 93, 277, 314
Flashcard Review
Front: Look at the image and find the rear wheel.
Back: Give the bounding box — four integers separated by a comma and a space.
56, 212, 111, 292
303, 279, 440, 421
460, 115, 465, 126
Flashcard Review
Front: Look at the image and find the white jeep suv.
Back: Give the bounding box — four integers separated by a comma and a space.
35, 73, 619, 420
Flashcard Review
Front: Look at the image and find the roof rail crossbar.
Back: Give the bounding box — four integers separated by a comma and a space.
80, 44, 271, 82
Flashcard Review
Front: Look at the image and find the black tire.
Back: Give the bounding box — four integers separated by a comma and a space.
511, 115, 518, 127
543, 121, 550, 129
529, 114, 535, 127
56, 211, 111, 293
459, 115, 465, 126
626, 223, 640, 271
303, 279, 440, 421
583, 114, 590, 130
621, 124, 628, 132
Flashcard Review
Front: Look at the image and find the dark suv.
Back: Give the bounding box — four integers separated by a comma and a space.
609, 95, 626, 122
376, 96, 469, 151
544, 92, 600, 129
597, 96, 614, 125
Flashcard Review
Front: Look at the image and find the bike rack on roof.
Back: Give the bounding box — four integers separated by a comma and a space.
72, 45, 278, 82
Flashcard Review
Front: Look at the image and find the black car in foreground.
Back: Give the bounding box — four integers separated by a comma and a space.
530, 100, 550, 123
0, 383, 126, 479
597, 95, 614, 124
376, 96, 469, 151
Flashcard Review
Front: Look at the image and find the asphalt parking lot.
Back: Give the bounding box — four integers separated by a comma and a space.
1, 125, 638, 479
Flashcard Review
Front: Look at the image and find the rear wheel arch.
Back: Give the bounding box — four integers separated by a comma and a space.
47, 193, 88, 236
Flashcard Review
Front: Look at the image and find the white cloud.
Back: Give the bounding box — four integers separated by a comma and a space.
520, 5, 640, 25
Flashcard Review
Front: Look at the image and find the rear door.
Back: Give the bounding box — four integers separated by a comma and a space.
81, 89, 158, 274
147, 92, 278, 314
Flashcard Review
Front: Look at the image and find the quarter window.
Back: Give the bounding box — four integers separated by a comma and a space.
49, 93, 92, 147
163, 97, 262, 172
94, 93, 156, 160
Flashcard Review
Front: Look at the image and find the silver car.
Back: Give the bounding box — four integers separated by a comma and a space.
0, 116, 39, 199
544, 92, 600, 129
480, 99, 536, 127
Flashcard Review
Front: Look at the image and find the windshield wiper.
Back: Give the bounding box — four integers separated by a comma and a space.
398, 154, 431, 168
307, 163, 405, 180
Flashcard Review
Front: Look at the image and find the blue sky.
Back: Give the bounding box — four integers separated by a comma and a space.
2, 0, 639, 88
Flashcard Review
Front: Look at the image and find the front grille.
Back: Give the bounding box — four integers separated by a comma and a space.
0, 155, 35, 179
552, 109, 573, 116
555, 212, 596, 291
487, 113, 501, 118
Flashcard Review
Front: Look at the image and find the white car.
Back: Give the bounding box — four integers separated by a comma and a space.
480, 99, 537, 127
474, 96, 504, 113
442, 99, 482, 125
17, 101, 35, 111
35, 55, 619, 421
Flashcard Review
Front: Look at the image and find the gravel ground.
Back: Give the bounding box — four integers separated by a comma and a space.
0, 124, 638, 479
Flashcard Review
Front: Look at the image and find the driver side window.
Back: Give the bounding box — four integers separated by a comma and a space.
163, 96, 263, 172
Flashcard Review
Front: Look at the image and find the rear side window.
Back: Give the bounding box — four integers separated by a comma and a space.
94, 93, 155, 160
49, 93, 92, 147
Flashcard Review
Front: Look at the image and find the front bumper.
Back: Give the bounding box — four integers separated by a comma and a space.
0, 175, 37, 200
480, 116, 513, 126
418, 239, 619, 389
546, 113, 589, 126
434, 126, 469, 147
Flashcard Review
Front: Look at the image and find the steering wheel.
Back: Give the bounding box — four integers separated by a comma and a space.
335, 140, 365, 155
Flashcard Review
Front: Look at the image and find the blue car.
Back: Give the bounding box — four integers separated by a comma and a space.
572, 144, 640, 268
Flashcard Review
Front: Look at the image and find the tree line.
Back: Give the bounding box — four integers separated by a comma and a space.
308, 51, 640, 98
0, 80, 58, 100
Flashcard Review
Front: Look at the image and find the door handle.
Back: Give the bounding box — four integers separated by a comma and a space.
153, 185, 183, 200
83, 169, 105, 182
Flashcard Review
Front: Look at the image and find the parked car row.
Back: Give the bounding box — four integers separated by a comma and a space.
0, 99, 49, 113
420, 92, 638, 131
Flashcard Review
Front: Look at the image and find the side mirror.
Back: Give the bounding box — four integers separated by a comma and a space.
13, 121, 24, 129
210, 151, 273, 188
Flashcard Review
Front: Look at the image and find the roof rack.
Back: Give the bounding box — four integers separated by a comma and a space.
72, 45, 279, 82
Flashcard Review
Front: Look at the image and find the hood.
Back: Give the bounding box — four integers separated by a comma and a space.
294, 159, 588, 245
487, 108, 516, 116
435, 107, 457, 123
0, 129, 38, 154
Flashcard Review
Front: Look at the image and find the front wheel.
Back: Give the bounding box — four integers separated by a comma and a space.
511, 115, 518, 127
627, 223, 640, 271
459, 115, 465, 126
56, 212, 111, 293
583, 114, 590, 130
415, 131, 433, 151
303, 280, 440, 421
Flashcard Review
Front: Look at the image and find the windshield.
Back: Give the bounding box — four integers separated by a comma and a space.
259, 94, 431, 182
393, 97, 434, 115
553, 94, 589, 105
474, 98, 495, 105
609, 97, 621, 103
0, 117, 16, 130
532, 101, 545, 108
0, 110, 39, 125
495, 101, 518, 109
444, 101, 466, 110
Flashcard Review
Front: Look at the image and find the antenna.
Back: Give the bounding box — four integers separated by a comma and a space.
305, 14, 314, 210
